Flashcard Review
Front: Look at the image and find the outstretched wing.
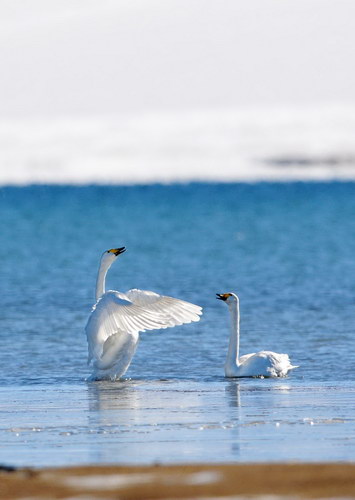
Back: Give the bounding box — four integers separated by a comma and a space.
85, 290, 167, 363
85, 289, 202, 364
125, 288, 202, 327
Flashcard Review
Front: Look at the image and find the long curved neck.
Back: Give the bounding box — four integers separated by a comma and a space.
95, 258, 112, 301
226, 301, 240, 367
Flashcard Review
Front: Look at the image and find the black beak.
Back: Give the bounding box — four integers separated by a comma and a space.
216, 293, 227, 301
114, 247, 126, 256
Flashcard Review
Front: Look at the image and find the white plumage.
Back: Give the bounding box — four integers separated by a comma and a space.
85, 247, 202, 380
217, 293, 298, 377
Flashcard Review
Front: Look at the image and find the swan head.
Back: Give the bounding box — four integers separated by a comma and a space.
216, 292, 239, 304
100, 247, 126, 266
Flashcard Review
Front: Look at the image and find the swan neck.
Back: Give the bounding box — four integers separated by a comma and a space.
227, 301, 240, 367
95, 258, 111, 301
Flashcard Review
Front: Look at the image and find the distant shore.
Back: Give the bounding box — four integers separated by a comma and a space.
1, 463, 355, 499
2, 106, 355, 185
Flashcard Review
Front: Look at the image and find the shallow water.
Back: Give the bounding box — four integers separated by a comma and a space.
1, 379, 354, 467
0, 183, 354, 466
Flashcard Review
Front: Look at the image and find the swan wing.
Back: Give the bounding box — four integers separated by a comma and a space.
257, 351, 298, 375
239, 350, 297, 377
125, 288, 203, 327
85, 290, 167, 362
239, 352, 256, 365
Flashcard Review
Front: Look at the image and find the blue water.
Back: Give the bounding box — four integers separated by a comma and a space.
0, 182, 354, 466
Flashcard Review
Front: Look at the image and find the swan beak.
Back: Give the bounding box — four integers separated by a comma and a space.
109, 247, 126, 256
216, 293, 230, 301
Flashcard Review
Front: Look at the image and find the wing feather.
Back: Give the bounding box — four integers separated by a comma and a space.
125, 289, 203, 326
85, 289, 202, 365
85, 290, 167, 362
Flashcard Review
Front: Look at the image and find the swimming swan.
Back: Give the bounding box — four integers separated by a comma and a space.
217, 293, 298, 377
85, 247, 202, 380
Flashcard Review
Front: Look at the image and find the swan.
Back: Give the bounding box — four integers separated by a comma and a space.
85, 247, 202, 380
216, 293, 298, 377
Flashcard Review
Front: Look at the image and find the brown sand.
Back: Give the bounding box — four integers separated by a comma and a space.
1, 463, 355, 499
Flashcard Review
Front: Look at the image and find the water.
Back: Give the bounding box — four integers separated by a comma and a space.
0, 182, 354, 466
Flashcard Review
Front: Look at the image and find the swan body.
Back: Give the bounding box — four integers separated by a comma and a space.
85, 247, 202, 380
217, 293, 298, 378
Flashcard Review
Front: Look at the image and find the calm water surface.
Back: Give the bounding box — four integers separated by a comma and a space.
0, 183, 354, 466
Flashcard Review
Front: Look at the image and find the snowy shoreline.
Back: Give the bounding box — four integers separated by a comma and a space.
1, 106, 355, 185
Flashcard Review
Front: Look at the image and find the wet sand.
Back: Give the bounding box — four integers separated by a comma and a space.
1, 463, 354, 499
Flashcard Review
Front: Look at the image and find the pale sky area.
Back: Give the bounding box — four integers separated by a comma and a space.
1, 0, 355, 117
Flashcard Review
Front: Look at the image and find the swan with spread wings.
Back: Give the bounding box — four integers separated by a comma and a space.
85, 247, 202, 380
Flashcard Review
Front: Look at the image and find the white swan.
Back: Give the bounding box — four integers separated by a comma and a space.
217, 293, 298, 377
85, 247, 202, 380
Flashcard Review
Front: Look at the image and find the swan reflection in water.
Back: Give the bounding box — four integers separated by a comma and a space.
224, 381, 294, 460
86, 377, 295, 464
86, 379, 208, 464
224, 381, 241, 457
87, 380, 143, 417
225, 381, 241, 408
86, 379, 151, 463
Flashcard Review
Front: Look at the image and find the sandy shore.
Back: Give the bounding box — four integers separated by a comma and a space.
1, 463, 354, 499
